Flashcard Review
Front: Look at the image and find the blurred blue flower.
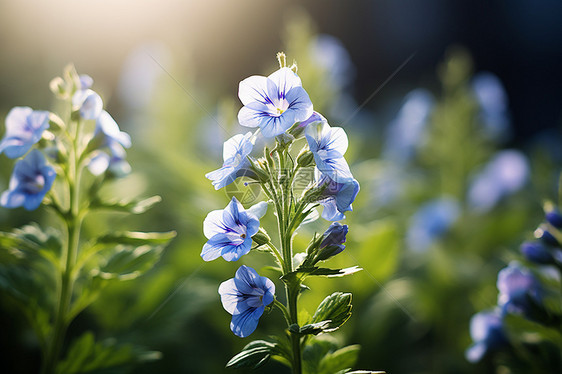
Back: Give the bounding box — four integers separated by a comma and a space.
298, 111, 325, 128
238, 67, 313, 138
206, 132, 254, 190
472, 72, 510, 141
1, 150, 56, 211
87, 111, 131, 176
218, 265, 275, 337
465, 309, 507, 363
0, 107, 50, 159
72, 89, 103, 120
383, 89, 434, 164
497, 262, 541, 316
467, 150, 529, 213
79, 74, 93, 90
520, 241, 554, 265
310, 34, 355, 90
201, 197, 268, 262
545, 207, 562, 229
305, 117, 351, 177
406, 197, 461, 252
315, 168, 360, 221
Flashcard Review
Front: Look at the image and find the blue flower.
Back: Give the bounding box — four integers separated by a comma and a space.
406, 197, 461, 252
1, 150, 55, 211
79, 74, 94, 90
0, 107, 50, 159
471, 72, 510, 141
497, 262, 541, 316
315, 168, 359, 221
383, 89, 434, 164
87, 111, 131, 176
545, 207, 562, 229
72, 89, 103, 120
201, 197, 268, 261
206, 132, 254, 190
305, 116, 351, 176
238, 67, 313, 138
218, 265, 275, 337
465, 309, 507, 363
467, 150, 529, 213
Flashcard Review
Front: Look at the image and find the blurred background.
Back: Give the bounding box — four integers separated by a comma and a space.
1, 0, 561, 373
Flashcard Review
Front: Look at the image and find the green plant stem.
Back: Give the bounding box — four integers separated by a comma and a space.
273, 145, 302, 374
41, 113, 84, 374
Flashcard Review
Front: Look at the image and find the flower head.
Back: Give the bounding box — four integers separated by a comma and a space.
497, 262, 541, 316
238, 67, 313, 138
465, 309, 507, 363
72, 89, 103, 120
206, 132, 254, 190
520, 241, 554, 265
0, 107, 50, 159
1, 150, 55, 210
201, 197, 268, 262
315, 168, 359, 221
87, 111, 131, 176
305, 117, 350, 175
218, 265, 275, 337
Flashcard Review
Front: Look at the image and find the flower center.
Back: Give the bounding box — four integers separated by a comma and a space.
25, 174, 45, 194
240, 233, 246, 239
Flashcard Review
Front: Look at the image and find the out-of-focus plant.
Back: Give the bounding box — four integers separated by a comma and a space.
0, 65, 175, 374
467, 199, 562, 372
201, 53, 382, 374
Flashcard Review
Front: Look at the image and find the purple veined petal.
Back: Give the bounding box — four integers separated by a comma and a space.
73, 89, 103, 120
201, 234, 233, 261
4, 107, 33, 135
237, 104, 268, 129
87, 152, 110, 176
205, 165, 237, 190
1, 107, 50, 159
267, 67, 303, 98
238, 76, 276, 106
221, 239, 252, 261
284, 86, 313, 122
222, 132, 254, 161
96, 111, 131, 148
327, 127, 349, 155
218, 279, 246, 314
223, 197, 243, 228
298, 111, 327, 128
235, 265, 259, 287
230, 306, 263, 338
320, 198, 345, 221
262, 111, 296, 138
203, 209, 227, 238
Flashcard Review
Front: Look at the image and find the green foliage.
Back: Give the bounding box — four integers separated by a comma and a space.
302, 337, 360, 374
56, 332, 160, 374
226, 340, 283, 370
355, 221, 400, 283
304, 292, 353, 334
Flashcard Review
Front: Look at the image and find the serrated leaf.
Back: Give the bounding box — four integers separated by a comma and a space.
96, 231, 176, 247
310, 292, 353, 333
318, 345, 360, 374
94, 245, 163, 281
56, 331, 160, 374
91, 195, 162, 214
226, 340, 278, 369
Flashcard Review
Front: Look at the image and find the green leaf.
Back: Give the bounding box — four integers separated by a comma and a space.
309, 292, 352, 333
281, 266, 362, 284
318, 345, 360, 374
96, 230, 176, 247
94, 245, 163, 281
504, 313, 562, 347
226, 340, 279, 369
56, 331, 160, 374
91, 195, 162, 214
0, 223, 63, 266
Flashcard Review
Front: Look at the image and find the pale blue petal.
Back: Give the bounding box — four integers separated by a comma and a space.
267, 67, 303, 97
73, 89, 103, 120
87, 152, 110, 176
247, 201, 268, 220
284, 86, 313, 122
238, 75, 275, 106
230, 307, 262, 337
203, 209, 227, 238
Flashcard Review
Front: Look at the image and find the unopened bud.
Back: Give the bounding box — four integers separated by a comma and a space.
297, 150, 314, 167
252, 227, 271, 246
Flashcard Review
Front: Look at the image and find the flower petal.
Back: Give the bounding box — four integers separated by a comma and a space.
230, 306, 263, 337
238, 76, 277, 106
203, 209, 227, 238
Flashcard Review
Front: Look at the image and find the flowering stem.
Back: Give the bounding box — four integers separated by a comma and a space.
41, 110, 84, 374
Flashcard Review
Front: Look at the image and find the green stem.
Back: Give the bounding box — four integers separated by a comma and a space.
41, 112, 84, 374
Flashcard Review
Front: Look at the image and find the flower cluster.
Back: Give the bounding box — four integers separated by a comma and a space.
202, 54, 361, 372
0, 67, 131, 212
467, 203, 562, 364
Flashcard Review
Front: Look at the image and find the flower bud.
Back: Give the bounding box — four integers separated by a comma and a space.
534, 225, 560, 246
545, 209, 562, 229
49, 77, 67, 98
520, 241, 553, 264
297, 150, 314, 167
252, 227, 271, 246
314, 222, 348, 262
